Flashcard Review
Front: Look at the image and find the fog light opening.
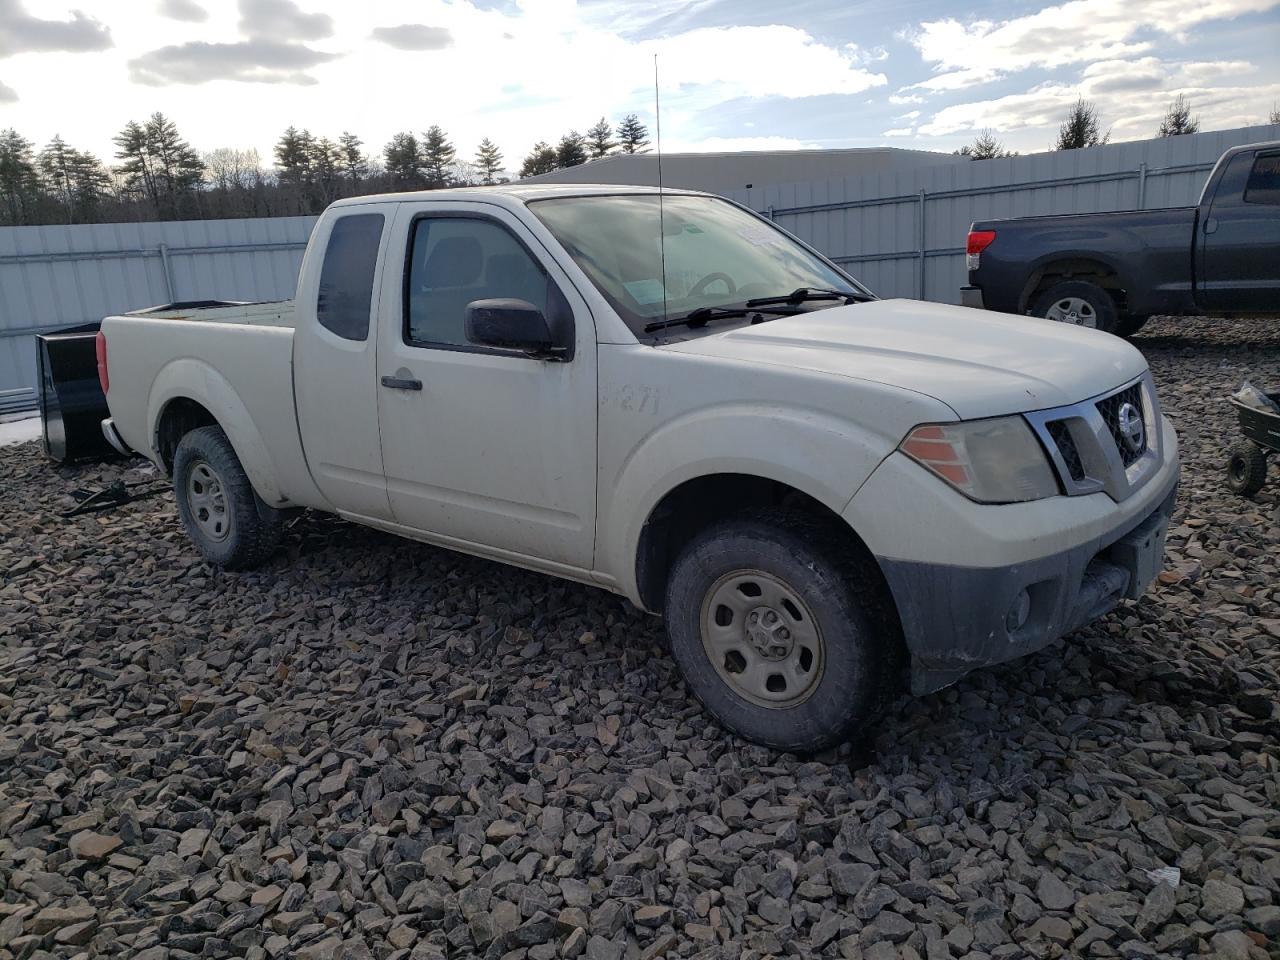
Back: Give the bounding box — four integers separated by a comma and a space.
1006, 589, 1032, 633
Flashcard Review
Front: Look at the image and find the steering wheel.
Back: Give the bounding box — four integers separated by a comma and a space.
688, 272, 737, 299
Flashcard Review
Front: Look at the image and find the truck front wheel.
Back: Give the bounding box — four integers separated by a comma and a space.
664, 514, 891, 753
1031, 280, 1120, 334
173, 425, 281, 570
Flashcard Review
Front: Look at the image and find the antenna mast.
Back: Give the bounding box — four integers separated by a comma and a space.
654, 53, 668, 328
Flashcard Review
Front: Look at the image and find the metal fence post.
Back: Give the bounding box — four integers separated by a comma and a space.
766, 205, 774, 221
917, 189, 927, 299
1137, 162, 1147, 210
158, 243, 176, 303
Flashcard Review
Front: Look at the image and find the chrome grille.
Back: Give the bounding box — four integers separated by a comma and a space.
1095, 383, 1146, 467
1046, 420, 1085, 481
1024, 374, 1161, 503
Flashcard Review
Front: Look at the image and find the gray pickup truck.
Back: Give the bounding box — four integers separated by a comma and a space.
962, 141, 1280, 335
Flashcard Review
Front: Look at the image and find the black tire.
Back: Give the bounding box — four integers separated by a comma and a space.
1226, 442, 1268, 497
1031, 280, 1121, 334
663, 512, 895, 753
173, 425, 281, 570
1113, 314, 1150, 339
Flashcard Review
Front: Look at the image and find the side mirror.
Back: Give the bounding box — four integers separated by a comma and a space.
464, 299, 564, 359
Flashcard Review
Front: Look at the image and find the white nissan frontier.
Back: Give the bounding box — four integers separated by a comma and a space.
98, 184, 1179, 752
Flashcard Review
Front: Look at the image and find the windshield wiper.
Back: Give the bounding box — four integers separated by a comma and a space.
643, 304, 800, 334
744, 287, 867, 308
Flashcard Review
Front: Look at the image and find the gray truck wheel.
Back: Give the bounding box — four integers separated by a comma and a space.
1031, 280, 1120, 334
664, 513, 891, 753
173, 425, 281, 570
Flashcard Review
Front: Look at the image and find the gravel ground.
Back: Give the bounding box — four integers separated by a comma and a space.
1, 316, 1278, 960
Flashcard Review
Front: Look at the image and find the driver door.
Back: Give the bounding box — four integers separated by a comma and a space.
375, 201, 599, 571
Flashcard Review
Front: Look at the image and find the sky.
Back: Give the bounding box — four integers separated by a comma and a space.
0, 0, 1277, 173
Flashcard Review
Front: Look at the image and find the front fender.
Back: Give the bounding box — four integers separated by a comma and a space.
147, 358, 284, 504
596, 402, 900, 605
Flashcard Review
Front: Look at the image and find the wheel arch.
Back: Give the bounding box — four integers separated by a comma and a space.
147, 358, 285, 503
1019, 255, 1128, 315
633, 472, 901, 631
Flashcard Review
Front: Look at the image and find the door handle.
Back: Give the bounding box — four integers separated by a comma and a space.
380, 375, 422, 391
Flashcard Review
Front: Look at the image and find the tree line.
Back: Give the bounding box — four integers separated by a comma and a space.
0, 111, 652, 227
954, 94, 1277, 161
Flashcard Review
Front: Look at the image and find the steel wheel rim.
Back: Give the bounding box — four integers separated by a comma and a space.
1045, 296, 1097, 328
186, 459, 233, 543
699, 569, 825, 709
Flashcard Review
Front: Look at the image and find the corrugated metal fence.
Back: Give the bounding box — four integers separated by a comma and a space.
3, 122, 1277, 414
728, 123, 1280, 305
0, 215, 316, 414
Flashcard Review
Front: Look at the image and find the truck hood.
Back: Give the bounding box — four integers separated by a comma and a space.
661, 298, 1148, 420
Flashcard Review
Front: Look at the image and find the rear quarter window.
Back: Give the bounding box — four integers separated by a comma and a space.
317, 213, 385, 340
1244, 154, 1280, 205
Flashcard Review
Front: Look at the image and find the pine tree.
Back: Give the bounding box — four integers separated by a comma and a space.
586, 117, 615, 159
144, 113, 203, 214
38, 137, 107, 222
421, 125, 455, 188
474, 137, 503, 184
274, 127, 315, 187
309, 136, 343, 205
383, 132, 422, 187
556, 131, 587, 169
1271, 104, 1280, 124
954, 129, 1014, 160
519, 142, 558, 178
338, 131, 366, 184
617, 114, 649, 154
1055, 98, 1109, 150
114, 113, 203, 218
0, 128, 41, 225
1158, 95, 1199, 137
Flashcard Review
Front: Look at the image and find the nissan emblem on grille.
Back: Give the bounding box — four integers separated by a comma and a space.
1117, 402, 1145, 454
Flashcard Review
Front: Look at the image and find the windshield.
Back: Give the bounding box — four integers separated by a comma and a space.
527, 194, 867, 337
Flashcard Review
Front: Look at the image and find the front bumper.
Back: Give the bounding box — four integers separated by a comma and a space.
866, 448, 1179, 695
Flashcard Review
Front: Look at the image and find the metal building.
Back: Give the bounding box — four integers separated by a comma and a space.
521, 147, 966, 194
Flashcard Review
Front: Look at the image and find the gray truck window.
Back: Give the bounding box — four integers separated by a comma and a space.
1244, 154, 1280, 205
406, 217, 551, 347
317, 213, 384, 340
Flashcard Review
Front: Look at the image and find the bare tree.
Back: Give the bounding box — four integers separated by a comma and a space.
954, 129, 1014, 159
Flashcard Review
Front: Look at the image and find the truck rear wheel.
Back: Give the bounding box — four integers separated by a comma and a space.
173, 425, 281, 570
663, 513, 891, 753
1031, 280, 1120, 334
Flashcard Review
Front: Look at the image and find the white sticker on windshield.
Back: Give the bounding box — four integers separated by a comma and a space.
737, 225, 780, 246
623, 278, 667, 305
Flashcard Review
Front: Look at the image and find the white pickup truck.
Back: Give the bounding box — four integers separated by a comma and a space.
99, 184, 1179, 752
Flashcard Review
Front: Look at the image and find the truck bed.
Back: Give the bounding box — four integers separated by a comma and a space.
129, 300, 295, 327
101, 301, 327, 511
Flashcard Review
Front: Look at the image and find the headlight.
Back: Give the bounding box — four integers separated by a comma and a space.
900, 416, 1059, 504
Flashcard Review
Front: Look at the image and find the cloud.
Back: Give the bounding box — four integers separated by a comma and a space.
238, 0, 333, 41
158, 0, 209, 23
907, 0, 1279, 94
370, 24, 453, 51
889, 94, 924, 105
917, 57, 1274, 139
895, 110, 921, 121
0, 77, 14, 101
0, 0, 112, 57
881, 127, 914, 137
128, 39, 340, 86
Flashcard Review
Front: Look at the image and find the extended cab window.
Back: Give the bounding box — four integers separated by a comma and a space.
1244, 154, 1280, 205
317, 213, 384, 341
406, 217, 554, 348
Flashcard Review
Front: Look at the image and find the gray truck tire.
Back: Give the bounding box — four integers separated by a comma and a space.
664, 513, 892, 753
173, 425, 282, 570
